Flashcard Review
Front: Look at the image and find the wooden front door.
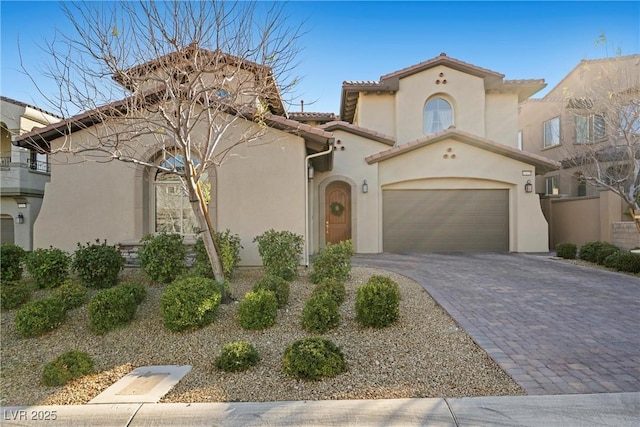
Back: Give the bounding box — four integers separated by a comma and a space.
325, 181, 351, 244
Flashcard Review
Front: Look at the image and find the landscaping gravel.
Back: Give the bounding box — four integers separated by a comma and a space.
0, 267, 523, 406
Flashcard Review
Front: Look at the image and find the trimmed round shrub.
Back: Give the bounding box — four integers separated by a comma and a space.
1, 243, 25, 282
139, 233, 186, 283
555, 242, 577, 259
0, 281, 32, 310
237, 289, 278, 330
312, 278, 346, 305
282, 337, 347, 380
15, 298, 66, 338
252, 274, 290, 308
52, 280, 88, 311
42, 350, 94, 386
355, 275, 401, 328
214, 341, 260, 372
309, 240, 354, 284
579, 241, 620, 265
119, 281, 147, 305
72, 240, 124, 288
24, 247, 70, 289
301, 292, 340, 333
88, 286, 138, 334
161, 276, 221, 332
253, 229, 303, 281
193, 230, 243, 279
604, 251, 640, 273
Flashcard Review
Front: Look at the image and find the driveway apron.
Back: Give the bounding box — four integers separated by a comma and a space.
353, 253, 640, 395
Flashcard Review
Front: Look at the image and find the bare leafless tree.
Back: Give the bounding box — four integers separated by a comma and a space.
559, 55, 640, 230
20, 1, 304, 294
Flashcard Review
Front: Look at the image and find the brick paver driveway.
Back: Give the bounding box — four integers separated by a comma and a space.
353, 252, 640, 395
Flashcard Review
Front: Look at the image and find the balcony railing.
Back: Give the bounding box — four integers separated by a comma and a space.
0, 157, 51, 173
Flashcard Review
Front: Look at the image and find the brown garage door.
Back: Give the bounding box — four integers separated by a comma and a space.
383, 189, 509, 252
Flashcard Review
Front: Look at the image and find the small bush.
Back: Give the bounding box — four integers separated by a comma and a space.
312, 278, 346, 306
253, 229, 303, 281
355, 275, 401, 328
15, 298, 66, 338
24, 247, 70, 289
604, 251, 640, 273
52, 280, 88, 311
193, 230, 243, 279
252, 274, 290, 308
119, 281, 147, 305
0, 281, 32, 310
579, 241, 620, 265
42, 350, 94, 387
237, 290, 278, 330
309, 240, 354, 284
139, 233, 186, 283
555, 242, 577, 259
301, 292, 340, 333
72, 240, 124, 288
214, 341, 260, 372
88, 286, 138, 334
282, 337, 347, 380
161, 276, 221, 332
1, 243, 25, 282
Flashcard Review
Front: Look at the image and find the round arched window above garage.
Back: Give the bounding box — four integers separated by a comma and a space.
423, 97, 453, 135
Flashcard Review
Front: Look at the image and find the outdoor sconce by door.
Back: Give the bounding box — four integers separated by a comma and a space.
524, 180, 533, 193
16, 213, 24, 224
362, 179, 369, 193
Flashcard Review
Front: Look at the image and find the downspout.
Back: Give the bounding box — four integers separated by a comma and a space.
304, 143, 334, 266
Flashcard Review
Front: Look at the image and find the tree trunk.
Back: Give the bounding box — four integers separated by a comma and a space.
186, 176, 228, 302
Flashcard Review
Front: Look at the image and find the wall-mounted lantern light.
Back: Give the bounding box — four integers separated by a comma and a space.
307, 164, 314, 180
16, 213, 24, 224
362, 179, 369, 194
524, 180, 533, 193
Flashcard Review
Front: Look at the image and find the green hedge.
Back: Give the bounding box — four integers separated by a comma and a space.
282, 337, 346, 380
161, 276, 221, 332
555, 242, 577, 259
254, 230, 303, 281
252, 274, 290, 308
88, 285, 139, 334
237, 290, 278, 330
301, 292, 340, 333
579, 241, 620, 265
72, 240, 124, 288
214, 341, 260, 372
139, 233, 186, 283
193, 230, 243, 279
604, 251, 640, 273
15, 298, 66, 338
1, 281, 32, 310
309, 240, 354, 284
25, 248, 70, 289
312, 278, 346, 306
42, 350, 94, 386
355, 275, 401, 328
52, 280, 88, 311
1, 243, 25, 282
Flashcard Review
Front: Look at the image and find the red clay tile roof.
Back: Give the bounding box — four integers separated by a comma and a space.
288, 112, 339, 123
0, 96, 64, 120
380, 53, 504, 81
15, 87, 334, 155
365, 127, 560, 174
319, 121, 395, 146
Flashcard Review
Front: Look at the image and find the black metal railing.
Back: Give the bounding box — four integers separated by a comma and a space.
0, 157, 51, 173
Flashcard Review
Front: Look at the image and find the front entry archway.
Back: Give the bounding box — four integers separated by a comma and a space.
325, 181, 351, 244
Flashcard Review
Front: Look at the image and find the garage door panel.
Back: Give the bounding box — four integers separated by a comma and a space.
383, 189, 508, 252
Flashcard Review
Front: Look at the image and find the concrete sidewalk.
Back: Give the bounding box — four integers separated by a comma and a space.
2, 392, 639, 426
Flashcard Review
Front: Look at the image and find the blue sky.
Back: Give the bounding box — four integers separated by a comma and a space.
1, 1, 639, 116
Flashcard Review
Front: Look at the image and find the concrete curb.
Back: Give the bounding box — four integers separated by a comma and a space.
2, 392, 638, 426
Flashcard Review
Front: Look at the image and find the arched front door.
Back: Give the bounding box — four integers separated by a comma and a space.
325, 181, 351, 244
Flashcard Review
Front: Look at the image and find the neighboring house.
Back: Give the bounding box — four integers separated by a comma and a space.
17, 50, 558, 264
0, 97, 62, 250
519, 55, 640, 249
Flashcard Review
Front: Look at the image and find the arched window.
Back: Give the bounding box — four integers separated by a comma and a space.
423, 97, 453, 134
153, 153, 202, 235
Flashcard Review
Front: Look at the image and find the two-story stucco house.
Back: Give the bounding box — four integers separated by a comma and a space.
17, 50, 558, 264
518, 54, 640, 249
1, 97, 62, 249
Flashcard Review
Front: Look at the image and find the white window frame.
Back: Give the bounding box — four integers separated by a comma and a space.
543, 117, 560, 148
423, 97, 453, 135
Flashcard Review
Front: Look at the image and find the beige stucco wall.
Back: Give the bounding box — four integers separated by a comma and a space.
33, 116, 307, 265
375, 139, 549, 252
485, 93, 519, 147
355, 93, 396, 138
394, 66, 486, 143
312, 130, 387, 254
